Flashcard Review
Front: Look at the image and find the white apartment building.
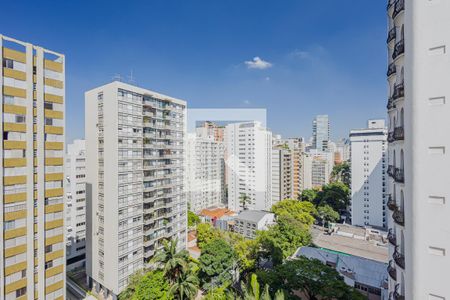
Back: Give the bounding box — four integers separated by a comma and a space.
233, 210, 275, 239
0, 35, 66, 300
65, 139, 87, 271
226, 122, 272, 212
272, 145, 293, 204
386, 1, 450, 299
350, 120, 387, 229
85, 81, 187, 299
303, 149, 334, 189
185, 132, 224, 213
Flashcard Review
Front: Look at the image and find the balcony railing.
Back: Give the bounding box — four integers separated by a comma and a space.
387, 62, 396, 77
388, 229, 397, 245
393, 207, 405, 226
392, 83, 404, 100
393, 0, 405, 19
393, 248, 405, 269
393, 39, 405, 59
387, 27, 396, 44
394, 168, 404, 183
394, 126, 404, 140
387, 97, 395, 110
387, 196, 397, 211
387, 165, 395, 177
388, 260, 397, 281
388, 131, 395, 143
393, 284, 405, 300
387, 0, 395, 10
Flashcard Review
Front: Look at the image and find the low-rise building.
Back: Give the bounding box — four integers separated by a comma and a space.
233, 210, 275, 239
294, 246, 389, 300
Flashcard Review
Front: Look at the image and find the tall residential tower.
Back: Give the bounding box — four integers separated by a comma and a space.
312, 115, 330, 151
386, 0, 450, 298
0, 35, 66, 300
350, 120, 387, 229
85, 81, 187, 299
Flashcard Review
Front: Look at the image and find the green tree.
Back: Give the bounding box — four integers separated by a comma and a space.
317, 205, 339, 226
315, 182, 350, 213
233, 273, 285, 300
132, 270, 171, 300
270, 257, 365, 300
331, 162, 351, 187
168, 268, 199, 300
240, 193, 250, 210
118, 270, 144, 300
188, 210, 201, 228
204, 286, 230, 300
197, 223, 222, 249
256, 215, 311, 265
199, 238, 236, 290
271, 199, 317, 226
299, 189, 318, 202
233, 237, 258, 272
152, 238, 190, 282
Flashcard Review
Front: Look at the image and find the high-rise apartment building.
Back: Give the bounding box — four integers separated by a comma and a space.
85, 81, 187, 299
350, 120, 387, 229
185, 132, 224, 213
0, 35, 65, 300
312, 115, 330, 151
226, 121, 272, 212
65, 139, 87, 271
196, 121, 225, 142
274, 138, 305, 198
386, 1, 450, 298
302, 149, 334, 189
272, 145, 293, 204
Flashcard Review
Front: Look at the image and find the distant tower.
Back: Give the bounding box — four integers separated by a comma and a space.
312, 115, 330, 151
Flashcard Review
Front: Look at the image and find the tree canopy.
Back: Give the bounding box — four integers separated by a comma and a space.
259, 257, 365, 300
331, 162, 351, 188
271, 199, 316, 226
188, 210, 201, 228
132, 270, 172, 300
199, 238, 237, 290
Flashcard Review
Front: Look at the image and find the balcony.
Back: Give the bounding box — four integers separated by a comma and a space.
393, 284, 405, 300
388, 229, 397, 246
387, 62, 396, 77
388, 260, 397, 281
394, 126, 404, 140
388, 131, 395, 143
394, 168, 404, 183
393, 0, 405, 19
393, 248, 405, 269
387, 27, 396, 44
387, 196, 397, 211
392, 83, 404, 100
387, 165, 395, 177
393, 207, 405, 226
393, 39, 405, 60
387, 97, 395, 110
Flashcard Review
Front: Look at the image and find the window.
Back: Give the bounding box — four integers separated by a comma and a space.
3, 58, 13, 69
16, 287, 27, 297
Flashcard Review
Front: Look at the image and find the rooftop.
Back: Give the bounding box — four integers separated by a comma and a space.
234, 210, 274, 223
294, 246, 388, 290
311, 225, 388, 262
199, 207, 236, 220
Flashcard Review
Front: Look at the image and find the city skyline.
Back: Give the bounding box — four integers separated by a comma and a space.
0, 0, 387, 143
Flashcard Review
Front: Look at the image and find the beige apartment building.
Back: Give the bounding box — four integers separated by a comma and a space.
1, 35, 65, 299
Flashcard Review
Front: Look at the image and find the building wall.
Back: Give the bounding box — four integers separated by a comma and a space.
185, 133, 224, 213
0, 35, 65, 300
65, 139, 87, 271
226, 122, 272, 212
272, 146, 293, 204
386, 0, 450, 299
313, 115, 330, 151
86, 81, 187, 298
350, 121, 387, 229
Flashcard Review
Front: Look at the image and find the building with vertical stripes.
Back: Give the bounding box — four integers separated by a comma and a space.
1, 34, 65, 300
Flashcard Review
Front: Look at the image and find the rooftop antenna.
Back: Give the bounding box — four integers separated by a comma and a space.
113, 74, 122, 82
128, 70, 136, 85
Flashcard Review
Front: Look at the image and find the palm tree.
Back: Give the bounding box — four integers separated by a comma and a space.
239, 274, 285, 300
240, 193, 250, 211
152, 238, 190, 282
168, 268, 199, 300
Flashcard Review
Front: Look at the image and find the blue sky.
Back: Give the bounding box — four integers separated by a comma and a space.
1, 0, 387, 143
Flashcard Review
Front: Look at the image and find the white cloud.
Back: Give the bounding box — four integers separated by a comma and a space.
244, 57, 272, 70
